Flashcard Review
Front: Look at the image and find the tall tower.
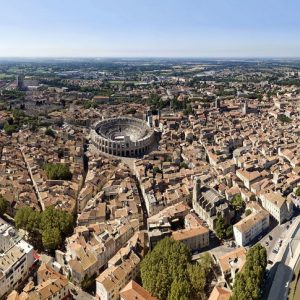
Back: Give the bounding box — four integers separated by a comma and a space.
16, 75, 24, 90
215, 98, 220, 109
242, 99, 248, 115
193, 176, 201, 205
146, 110, 153, 127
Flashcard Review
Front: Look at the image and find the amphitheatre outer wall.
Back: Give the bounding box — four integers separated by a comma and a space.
90, 116, 155, 157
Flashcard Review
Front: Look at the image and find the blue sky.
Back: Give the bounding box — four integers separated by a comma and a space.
1, 0, 300, 57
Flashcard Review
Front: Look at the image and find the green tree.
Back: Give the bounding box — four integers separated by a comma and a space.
83, 101, 92, 109
15, 207, 34, 230
180, 162, 189, 169
295, 186, 300, 197
12, 109, 25, 120
42, 227, 62, 251
40, 206, 74, 236
15, 206, 74, 251
278, 114, 291, 123
231, 195, 245, 212
141, 238, 191, 300
187, 254, 213, 300
26, 209, 41, 233
152, 166, 161, 174
226, 225, 233, 238
245, 209, 252, 216
0, 195, 8, 216
44, 163, 72, 180
231, 244, 267, 300
45, 127, 55, 138
4, 122, 18, 135
215, 217, 226, 239
167, 278, 191, 300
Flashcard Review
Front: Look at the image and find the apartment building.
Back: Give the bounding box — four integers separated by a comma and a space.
233, 209, 270, 246
236, 168, 262, 189
172, 226, 209, 252
0, 219, 34, 299
56, 219, 138, 284
96, 252, 140, 300
260, 192, 293, 224
7, 263, 71, 300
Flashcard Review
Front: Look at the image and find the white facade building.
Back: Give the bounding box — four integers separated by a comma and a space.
260, 192, 293, 224
0, 219, 34, 299
233, 209, 269, 246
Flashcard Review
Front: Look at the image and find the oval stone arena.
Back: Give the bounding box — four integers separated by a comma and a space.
90, 117, 155, 157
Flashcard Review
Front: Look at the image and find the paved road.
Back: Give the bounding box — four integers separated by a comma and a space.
267, 216, 300, 300
260, 219, 289, 262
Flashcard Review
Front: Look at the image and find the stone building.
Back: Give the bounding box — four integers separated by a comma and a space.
192, 177, 234, 230
233, 208, 269, 246
259, 192, 293, 224
90, 117, 155, 157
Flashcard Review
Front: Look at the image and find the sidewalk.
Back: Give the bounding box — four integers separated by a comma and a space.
267, 216, 300, 300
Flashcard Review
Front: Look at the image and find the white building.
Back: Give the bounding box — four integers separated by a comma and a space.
233, 209, 269, 246
0, 219, 34, 299
260, 192, 293, 224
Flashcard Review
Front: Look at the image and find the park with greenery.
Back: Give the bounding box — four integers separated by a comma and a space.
14, 206, 74, 252
44, 163, 72, 180
141, 237, 214, 300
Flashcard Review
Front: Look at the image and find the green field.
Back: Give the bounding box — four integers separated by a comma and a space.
0, 73, 14, 79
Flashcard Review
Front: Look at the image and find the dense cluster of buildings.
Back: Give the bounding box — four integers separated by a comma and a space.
1, 61, 300, 299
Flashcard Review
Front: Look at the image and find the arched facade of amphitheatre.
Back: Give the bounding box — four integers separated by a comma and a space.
90, 117, 155, 157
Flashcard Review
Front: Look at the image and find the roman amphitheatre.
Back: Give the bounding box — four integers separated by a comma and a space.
90, 116, 155, 157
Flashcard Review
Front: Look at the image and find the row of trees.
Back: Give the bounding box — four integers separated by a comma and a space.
15, 206, 74, 252
231, 244, 267, 300
141, 238, 214, 300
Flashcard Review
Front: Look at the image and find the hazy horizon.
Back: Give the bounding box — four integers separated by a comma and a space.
1, 0, 300, 58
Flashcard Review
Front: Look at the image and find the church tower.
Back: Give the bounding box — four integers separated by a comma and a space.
193, 176, 201, 205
